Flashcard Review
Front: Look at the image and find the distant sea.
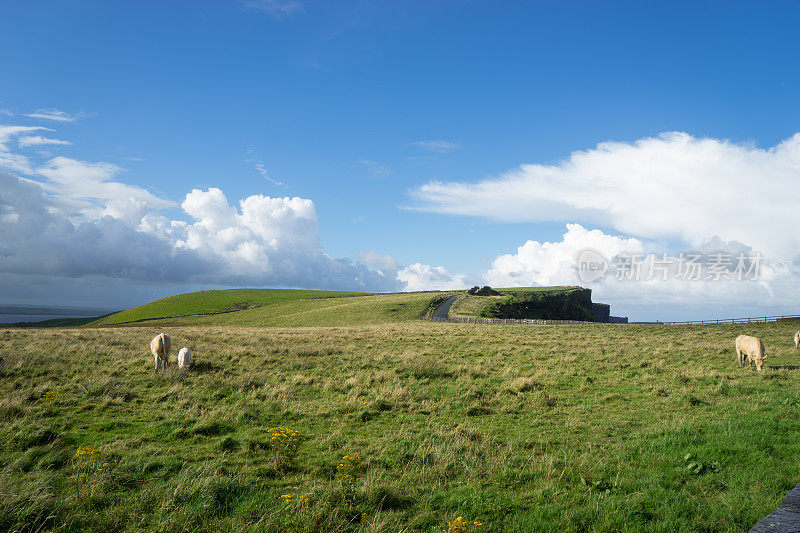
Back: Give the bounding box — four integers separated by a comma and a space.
0, 305, 116, 325
0, 313, 99, 324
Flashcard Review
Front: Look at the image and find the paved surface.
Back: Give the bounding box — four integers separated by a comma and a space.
433, 295, 459, 320
751, 483, 800, 532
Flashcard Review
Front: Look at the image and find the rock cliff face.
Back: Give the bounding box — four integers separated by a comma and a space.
480, 288, 598, 321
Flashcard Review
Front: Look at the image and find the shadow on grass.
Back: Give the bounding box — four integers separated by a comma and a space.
770, 365, 800, 370
190, 361, 219, 373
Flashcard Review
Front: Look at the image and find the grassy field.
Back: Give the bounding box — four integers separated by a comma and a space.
2, 319, 800, 531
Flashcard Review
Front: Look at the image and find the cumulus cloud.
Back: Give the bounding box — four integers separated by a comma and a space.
485, 223, 642, 288
0, 171, 403, 292
412, 140, 460, 153
481, 223, 800, 320
0, 117, 452, 295
411, 132, 800, 261
398, 263, 467, 292
18, 136, 71, 148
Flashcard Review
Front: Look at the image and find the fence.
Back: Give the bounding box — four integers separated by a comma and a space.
426, 314, 800, 327
426, 316, 605, 326
663, 314, 800, 325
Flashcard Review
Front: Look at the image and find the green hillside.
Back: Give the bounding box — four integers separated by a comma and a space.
91, 289, 457, 328
146, 292, 454, 327
93, 289, 366, 325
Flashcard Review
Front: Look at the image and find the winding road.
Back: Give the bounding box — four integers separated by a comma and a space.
433, 295, 460, 320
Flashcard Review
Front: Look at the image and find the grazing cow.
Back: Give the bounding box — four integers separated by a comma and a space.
0, 356, 4, 375
178, 347, 192, 369
150, 333, 171, 372
735, 334, 766, 371
794, 331, 800, 350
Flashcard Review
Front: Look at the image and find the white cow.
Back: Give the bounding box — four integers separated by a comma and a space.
150, 333, 171, 372
735, 334, 766, 371
178, 347, 192, 369
794, 331, 800, 350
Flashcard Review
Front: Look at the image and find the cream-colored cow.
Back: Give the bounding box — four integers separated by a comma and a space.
794, 331, 799, 350
177, 347, 192, 369
150, 333, 171, 372
735, 335, 766, 371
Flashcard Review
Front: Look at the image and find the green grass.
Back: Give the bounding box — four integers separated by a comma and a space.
2, 320, 800, 531
93, 289, 368, 325
495, 286, 579, 293
449, 295, 507, 317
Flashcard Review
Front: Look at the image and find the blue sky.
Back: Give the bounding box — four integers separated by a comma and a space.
2, 1, 800, 320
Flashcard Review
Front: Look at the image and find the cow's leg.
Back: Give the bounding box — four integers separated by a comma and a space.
736, 347, 744, 366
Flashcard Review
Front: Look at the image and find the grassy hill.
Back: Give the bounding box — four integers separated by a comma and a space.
143, 291, 457, 328
2, 321, 800, 531
92, 289, 367, 325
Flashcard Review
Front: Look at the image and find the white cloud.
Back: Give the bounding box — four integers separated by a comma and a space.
18, 136, 71, 148
484, 223, 642, 287
25, 109, 83, 123
412, 140, 460, 153
411, 132, 800, 261
398, 263, 467, 292
481, 223, 800, 321
0, 171, 402, 292
245, 152, 285, 187
0, 125, 51, 151
0, 152, 34, 175
36, 156, 175, 219
359, 159, 391, 178
243, 0, 304, 18
358, 251, 402, 277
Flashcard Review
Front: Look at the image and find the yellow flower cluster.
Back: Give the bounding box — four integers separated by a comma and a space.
42, 390, 60, 402
74, 446, 103, 461
280, 491, 314, 507
267, 427, 307, 468
447, 516, 484, 533
336, 454, 363, 483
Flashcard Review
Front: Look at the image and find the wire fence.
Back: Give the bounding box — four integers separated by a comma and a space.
663, 314, 800, 325
426, 316, 607, 326
426, 314, 800, 326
